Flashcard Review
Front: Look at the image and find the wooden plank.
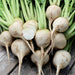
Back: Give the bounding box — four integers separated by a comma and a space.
10, 41, 75, 75
0, 45, 18, 75
69, 65, 75, 75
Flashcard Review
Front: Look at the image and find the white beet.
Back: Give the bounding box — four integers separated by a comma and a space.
23, 28, 35, 40
51, 17, 68, 51
0, 31, 13, 63
9, 19, 23, 38
31, 50, 49, 75
53, 33, 67, 49
33, 29, 50, 75
9, 19, 37, 41
53, 50, 71, 75
46, 5, 61, 30
35, 29, 51, 48
53, 17, 69, 32
11, 39, 30, 75
23, 20, 38, 40
9, 19, 34, 51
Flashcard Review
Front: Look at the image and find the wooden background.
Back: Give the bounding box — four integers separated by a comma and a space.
0, 41, 75, 75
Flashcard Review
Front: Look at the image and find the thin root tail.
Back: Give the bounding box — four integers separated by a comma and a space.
6, 45, 10, 65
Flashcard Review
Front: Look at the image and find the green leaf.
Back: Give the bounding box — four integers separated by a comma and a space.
0, 1, 5, 19
27, 0, 32, 4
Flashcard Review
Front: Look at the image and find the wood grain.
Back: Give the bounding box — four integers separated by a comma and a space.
0, 45, 18, 75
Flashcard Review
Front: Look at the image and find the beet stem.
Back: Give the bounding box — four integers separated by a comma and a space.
18, 54, 23, 75
6, 45, 10, 65
21, 37, 35, 53
56, 66, 60, 75
49, 19, 52, 31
